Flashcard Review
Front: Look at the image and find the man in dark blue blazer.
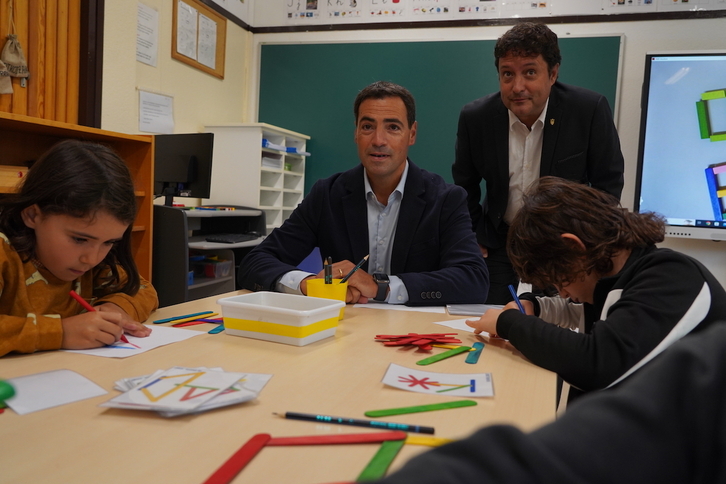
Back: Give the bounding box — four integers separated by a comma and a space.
453, 22, 624, 304
239, 81, 489, 306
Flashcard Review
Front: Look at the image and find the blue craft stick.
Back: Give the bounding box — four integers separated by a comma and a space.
465, 342, 485, 364
152, 311, 214, 324
208, 324, 225, 334
508, 285, 526, 313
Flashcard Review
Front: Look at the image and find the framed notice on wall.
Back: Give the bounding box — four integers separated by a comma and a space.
172, 0, 226, 79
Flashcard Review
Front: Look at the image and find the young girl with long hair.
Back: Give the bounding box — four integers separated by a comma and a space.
0, 139, 157, 356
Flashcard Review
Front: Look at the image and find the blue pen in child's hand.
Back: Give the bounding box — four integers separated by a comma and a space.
508, 284, 526, 313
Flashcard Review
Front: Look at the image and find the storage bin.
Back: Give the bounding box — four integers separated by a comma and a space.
217, 292, 345, 346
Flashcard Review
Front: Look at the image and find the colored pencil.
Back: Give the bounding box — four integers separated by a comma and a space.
340, 254, 369, 283
508, 284, 526, 313
274, 411, 435, 434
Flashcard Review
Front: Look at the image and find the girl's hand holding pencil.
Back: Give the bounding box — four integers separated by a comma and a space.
64, 291, 151, 349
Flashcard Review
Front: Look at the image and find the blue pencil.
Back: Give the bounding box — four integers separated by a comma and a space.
508, 285, 526, 313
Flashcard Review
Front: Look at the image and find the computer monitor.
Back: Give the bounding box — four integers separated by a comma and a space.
154, 133, 214, 206
635, 51, 726, 241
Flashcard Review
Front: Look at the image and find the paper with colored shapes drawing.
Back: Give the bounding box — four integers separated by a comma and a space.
381, 363, 493, 398
100, 366, 245, 412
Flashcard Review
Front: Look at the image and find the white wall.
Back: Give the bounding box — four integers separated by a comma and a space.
248, 18, 726, 285
102, 0, 253, 135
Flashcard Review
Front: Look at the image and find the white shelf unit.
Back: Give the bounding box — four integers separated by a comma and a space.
203, 123, 309, 234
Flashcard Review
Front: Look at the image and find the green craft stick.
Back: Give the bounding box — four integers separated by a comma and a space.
465, 342, 485, 364
365, 400, 477, 418
416, 346, 471, 365
356, 439, 406, 482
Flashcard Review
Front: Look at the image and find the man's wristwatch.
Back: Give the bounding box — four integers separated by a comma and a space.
372, 273, 390, 301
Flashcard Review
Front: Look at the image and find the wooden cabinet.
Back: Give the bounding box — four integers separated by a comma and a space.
0, 112, 154, 280
152, 205, 265, 307
203, 123, 309, 234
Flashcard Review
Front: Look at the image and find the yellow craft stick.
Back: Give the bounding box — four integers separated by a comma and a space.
432, 344, 475, 351
170, 313, 219, 325
405, 435, 455, 447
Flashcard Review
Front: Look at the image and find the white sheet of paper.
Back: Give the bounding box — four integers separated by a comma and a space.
433, 318, 493, 337
176, 0, 198, 59
136, 3, 159, 66
138, 90, 174, 134
382, 363, 493, 398
6, 369, 107, 415
353, 303, 446, 314
196, 13, 217, 69
446, 304, 504, 316
63, 325, 203, 358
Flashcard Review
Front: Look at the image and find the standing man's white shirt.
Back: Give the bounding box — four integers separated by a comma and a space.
504, 98, 548, 225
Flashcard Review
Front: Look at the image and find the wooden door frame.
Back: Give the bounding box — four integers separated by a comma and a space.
79, 0, 103, 128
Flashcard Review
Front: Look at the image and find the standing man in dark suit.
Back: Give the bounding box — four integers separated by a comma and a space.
453, 22, 624, 304
239, 81, 489, 306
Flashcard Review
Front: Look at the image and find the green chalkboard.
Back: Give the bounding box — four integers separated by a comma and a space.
259, 37, 621, 194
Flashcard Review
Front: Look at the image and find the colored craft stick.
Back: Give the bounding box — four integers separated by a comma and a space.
433, 344, 475, 351
465, 342, 485, 364
166, 313, 219, 326
202, 433, 271, 484
416, 346, 471, 366
405, 435, 455, 447
274, 411, 435, 434
208, 324, 225, 334
267, 431, 408, 446
173, 321, 206, 327
152, 311, 214, 324
356, 439, 406, 482
364, 400, 477, 418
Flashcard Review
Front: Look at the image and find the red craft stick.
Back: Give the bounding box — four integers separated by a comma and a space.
410, 339, 434, 346
267, 431, 407, 446
202, 433, 271, 484
375, 333, 457, 339
172, 320, 207, 327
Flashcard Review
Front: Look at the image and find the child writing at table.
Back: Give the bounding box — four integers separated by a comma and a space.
466, 176, 726, 402
0, 139, 158, 357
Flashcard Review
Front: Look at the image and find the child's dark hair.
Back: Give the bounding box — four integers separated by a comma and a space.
0, 139, 140, 295
507, 177, 665, 289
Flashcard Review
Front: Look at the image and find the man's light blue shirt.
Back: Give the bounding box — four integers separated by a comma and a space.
277, 162, 410, 304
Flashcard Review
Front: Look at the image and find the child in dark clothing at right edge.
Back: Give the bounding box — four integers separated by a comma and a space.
466, 176, 726, 402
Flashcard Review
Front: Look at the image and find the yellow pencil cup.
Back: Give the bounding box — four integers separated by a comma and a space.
306, 278, 348, 319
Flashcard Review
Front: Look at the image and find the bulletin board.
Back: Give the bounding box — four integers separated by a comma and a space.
258, 36, 622, 194
172, 0, 227, 79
